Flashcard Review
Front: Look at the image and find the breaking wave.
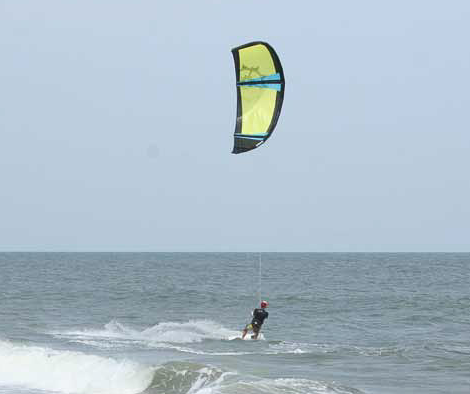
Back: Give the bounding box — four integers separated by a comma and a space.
0, 341, 231, 394
146, 362, 231, 394
0, 340, 364, 394
0, 340, 153, 394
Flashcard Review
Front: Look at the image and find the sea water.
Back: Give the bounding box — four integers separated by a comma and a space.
0, 253, 468, 394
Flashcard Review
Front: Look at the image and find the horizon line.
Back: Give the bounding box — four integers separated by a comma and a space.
1, 250, 469, 254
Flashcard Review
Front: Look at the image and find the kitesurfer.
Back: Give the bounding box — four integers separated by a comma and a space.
241, 300, 269, 340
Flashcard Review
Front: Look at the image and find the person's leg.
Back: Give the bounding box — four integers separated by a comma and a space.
242, 324, 251, 339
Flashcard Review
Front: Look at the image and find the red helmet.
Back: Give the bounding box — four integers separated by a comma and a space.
261, 300, 269, 308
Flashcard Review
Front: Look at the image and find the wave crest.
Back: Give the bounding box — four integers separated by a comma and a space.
0, 340, 154, 394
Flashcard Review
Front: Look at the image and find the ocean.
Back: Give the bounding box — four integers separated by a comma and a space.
0, 253, 468, 394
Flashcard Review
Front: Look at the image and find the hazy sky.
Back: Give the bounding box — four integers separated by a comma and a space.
1, 1, 469, 252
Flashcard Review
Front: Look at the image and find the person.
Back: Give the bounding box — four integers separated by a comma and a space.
242, 300, 269, 340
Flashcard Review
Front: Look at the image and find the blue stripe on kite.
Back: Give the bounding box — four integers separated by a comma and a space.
235, 135, 265, 140
241, 73, 281, 83
238, 83, 282, 91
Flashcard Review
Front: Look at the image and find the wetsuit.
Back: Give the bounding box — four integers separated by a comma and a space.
247, 308, 269, 333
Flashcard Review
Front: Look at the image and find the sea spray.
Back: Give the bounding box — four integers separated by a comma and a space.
53, 320, 240, 344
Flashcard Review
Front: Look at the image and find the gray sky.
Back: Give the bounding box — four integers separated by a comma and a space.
1, 1, 469, 252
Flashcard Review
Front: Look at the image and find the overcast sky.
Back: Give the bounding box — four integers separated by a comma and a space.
1, 1, 469, 252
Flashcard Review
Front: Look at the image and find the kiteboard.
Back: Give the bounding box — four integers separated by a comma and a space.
228, 334, 265, 341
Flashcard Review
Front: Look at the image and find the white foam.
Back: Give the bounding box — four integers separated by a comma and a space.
53, 320, 241, 345
267, 341, 322, 355
148, 343, 254, 356
0, 340, 154, 394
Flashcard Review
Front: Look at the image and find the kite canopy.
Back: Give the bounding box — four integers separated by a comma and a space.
231, 41, 285, 154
